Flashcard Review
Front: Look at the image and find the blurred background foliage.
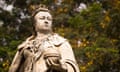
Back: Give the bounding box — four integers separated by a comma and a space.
0, 0, 120, 72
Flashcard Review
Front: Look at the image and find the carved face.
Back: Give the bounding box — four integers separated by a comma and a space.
34, 11, 52, 32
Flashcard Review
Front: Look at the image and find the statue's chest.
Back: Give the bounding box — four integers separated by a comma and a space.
31, 38, 55, 53
29, 34, 65, 54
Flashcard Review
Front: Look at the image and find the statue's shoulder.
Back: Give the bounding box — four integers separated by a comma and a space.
17, 35, 35, 50
48, 33, 67, 46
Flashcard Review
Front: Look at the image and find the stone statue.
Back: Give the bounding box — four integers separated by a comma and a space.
9, 4, 80, 72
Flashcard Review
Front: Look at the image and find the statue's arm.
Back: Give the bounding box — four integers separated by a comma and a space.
9, 36, 33, 72
59, 41, 80, 72
9, 50, 23, 72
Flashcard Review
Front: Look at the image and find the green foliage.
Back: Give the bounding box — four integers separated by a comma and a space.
74, 47, 119, 72
68, 2, 104, 30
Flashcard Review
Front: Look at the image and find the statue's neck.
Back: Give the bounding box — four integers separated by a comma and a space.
35, 31, 53, 40
37, 29, 52, 34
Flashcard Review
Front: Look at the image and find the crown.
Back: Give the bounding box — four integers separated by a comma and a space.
30, 4, 49, 17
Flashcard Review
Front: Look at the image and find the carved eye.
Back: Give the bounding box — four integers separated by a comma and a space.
47, 17, 52, 21
39, 16, 45, 20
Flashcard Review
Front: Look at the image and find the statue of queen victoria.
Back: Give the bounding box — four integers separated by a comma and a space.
9, 4, 80, 72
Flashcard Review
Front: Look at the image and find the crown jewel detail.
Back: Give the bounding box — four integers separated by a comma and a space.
30, 4, 49, 17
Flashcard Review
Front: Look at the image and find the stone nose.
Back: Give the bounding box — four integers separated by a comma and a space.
44, 21, 48, 24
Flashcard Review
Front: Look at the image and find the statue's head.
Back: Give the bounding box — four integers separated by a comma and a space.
31, 4, 53, 33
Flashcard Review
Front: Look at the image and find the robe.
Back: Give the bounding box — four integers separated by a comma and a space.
9, 33, 80, 72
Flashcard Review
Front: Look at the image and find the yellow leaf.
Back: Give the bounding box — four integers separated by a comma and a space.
87, 60, 93, 66
100, 22, 106, 28
105, 16, 111, 22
